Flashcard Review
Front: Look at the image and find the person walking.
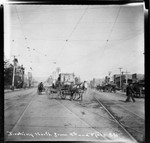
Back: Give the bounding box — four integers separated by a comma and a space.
125, 83, 136, 102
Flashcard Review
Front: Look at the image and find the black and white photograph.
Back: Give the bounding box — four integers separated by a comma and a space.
4, 2, 145, 143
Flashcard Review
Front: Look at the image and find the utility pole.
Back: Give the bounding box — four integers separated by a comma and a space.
124, 68, 130, 85
12, 56, 18, 90
108, 71, 111, 83
118, 67, 122, 90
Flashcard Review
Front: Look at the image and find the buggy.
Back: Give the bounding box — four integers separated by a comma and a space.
46, 73, 85, 101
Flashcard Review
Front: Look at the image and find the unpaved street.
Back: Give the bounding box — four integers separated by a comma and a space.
4, 88, 143, 142
91, 89, 145, 143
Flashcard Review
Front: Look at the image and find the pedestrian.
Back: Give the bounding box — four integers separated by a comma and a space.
125, 83, 136, 102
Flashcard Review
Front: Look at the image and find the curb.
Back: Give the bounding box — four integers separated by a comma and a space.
4, 88, 30, 93
4, 89, 22, 93
4, 87, 35, 93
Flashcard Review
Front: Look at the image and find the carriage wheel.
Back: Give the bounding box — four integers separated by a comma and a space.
62, 94, 66, 99
79, 91, 83, 101
59, 90, 65, 99
80, 93, 83, 101
73, 92, 77, 100
61, 91, 66, 99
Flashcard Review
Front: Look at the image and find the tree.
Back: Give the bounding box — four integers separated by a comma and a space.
4, 58, 13, 86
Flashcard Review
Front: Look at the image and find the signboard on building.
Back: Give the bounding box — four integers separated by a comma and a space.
60, 73, 75, 83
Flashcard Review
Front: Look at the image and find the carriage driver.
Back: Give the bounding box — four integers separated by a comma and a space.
84, 81, 88, 90
55, 76, 61, 89
40, 82, 43, 90
125, 83, 136, 102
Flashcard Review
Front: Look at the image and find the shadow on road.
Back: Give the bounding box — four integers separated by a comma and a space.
119, 100, 127, 103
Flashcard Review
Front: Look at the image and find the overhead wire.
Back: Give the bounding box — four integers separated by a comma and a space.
55, 6, 89, 64
77, 6, 122, 71
12, 6, 109, 14
15, 6, 30, 50
12, 6, 143, 78
62, 6, 122, 68
15, 6, 35, 71
101, 7, 121, 53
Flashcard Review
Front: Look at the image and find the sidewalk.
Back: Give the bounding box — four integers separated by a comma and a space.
4, 88, 32, 93
4, 88, 21, 93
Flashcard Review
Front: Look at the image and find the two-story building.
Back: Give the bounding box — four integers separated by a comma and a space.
14, 65, 25, 88
59, 73, 75, 83
113, 73, 144, 90
113, 74, 132, 89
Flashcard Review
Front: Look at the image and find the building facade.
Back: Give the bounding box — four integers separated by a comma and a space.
113, 73, 144, 90
132, 73, 144, 83
59, 73, 75, 83
14, 65, 25, 88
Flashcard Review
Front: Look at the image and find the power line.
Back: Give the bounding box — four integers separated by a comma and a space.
87, 6, 121, 65
56, 6, 89, 63
118, 67, 122, 89
10, 6, 109, 14
62, 44, 107, 68
15, 6, 30, 50
10, 21, 143, 25
105, 7, 121, 50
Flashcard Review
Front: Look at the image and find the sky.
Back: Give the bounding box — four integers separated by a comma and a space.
4, 4, 144, 82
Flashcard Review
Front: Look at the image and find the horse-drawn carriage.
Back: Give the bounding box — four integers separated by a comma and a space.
96, 83, 117, 93
45, 73, 86, 101
37, 82, 45, 95
45, 81, 85, 101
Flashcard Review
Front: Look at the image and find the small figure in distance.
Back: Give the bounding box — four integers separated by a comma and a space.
125, 83, 136, 102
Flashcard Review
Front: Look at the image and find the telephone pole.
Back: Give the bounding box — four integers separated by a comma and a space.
108, 71, 111, 83
12, 56, 18, 90
124, 68, 130, 85
118, 67, 122, 89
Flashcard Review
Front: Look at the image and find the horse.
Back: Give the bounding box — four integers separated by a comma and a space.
37, 82, 43, 95
69, 82, 86, 101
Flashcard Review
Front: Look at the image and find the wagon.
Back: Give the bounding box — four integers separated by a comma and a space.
96, 83, 117, 93
61, 83, 83, 101
46, 73, 85, 101
37, 83, 44, 95
46, 82, 84, 101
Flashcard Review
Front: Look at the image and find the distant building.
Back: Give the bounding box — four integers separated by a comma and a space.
132, 73, 144, 83
113, 74, 132, 88
46, 76, 53, 85
28, 72, 32, 87
59, 73, 75, 83
90, 78, 104, 88
14, 65, 25, 88
113, 73, 144, 89
95, 78, 104, 86
105, 76, 110, 85
75, 76, 81, 84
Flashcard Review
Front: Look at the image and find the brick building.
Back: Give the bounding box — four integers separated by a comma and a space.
14, 65, 25, 88
113, 73, 144, 90
113, 74, 132, 89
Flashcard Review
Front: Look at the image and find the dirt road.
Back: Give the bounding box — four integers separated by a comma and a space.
4, 88, 141, 142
